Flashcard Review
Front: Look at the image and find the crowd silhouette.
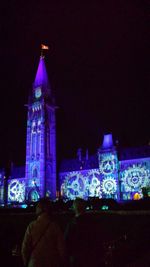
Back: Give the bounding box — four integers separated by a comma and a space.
1, 197, 150, 266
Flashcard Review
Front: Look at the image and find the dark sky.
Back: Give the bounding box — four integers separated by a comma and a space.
0, 1, 149, 167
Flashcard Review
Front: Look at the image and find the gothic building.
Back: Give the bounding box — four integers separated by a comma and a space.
0, 55, 57, 203
59, 136, 150, 201
25, 55, 57, 201
0, 55, 150, 204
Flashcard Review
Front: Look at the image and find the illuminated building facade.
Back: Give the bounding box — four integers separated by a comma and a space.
25, 56, 57, 201
0, 56, 150, 204
59, 135, 150, 201
0, 56, 57, 203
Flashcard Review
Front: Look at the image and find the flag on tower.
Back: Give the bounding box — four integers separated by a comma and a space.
41, 44, 49, 50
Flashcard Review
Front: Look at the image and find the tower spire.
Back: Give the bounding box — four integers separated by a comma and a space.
33, 51, 51, 97
25, 50, 56, 200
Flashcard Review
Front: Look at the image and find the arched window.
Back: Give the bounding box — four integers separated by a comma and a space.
28, 189, 40, 202
33, 168, 38, 178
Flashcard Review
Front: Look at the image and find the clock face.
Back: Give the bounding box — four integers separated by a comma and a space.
101, 160, 115, 174
99, 154, 116, 175
35, 87, 42, 98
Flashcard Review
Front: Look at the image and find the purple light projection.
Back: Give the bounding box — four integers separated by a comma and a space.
25, 55, 56, 200
34, 56, 51, 94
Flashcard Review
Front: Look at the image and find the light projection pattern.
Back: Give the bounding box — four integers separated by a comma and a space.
8, 179, 25, 202
121, 164, 150, 192
29, 189, 40, 202
61, 172, 86, 200
60, 167, 120, 200
61, 169, 103, 199
99, 152, 118, 197
99, 153, 116, 175
85, 169, 101, 198
102, 177, 117, 195
27, 165, 40, 193
35, 87, 42, 98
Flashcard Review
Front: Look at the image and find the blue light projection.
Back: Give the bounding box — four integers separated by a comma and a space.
102, 177, 117, 195
8, 179, 25, 202
120, 164, 150, 194
3, 52, 150, 204
61, 171, 86, 199
85, 169, 101, 197
98, 152, 118, 199
102, 133, 114, 149
60, 168, 118, 200
99, 153, 116, 175
25, 56, 56, 200
59, 151, 150, 201
28, 189, 40, 202
35, 86, 42, 98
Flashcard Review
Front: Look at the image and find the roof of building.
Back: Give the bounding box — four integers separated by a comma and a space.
33, 56, 51, 96
59, 145, 150, 173
59, 154, 99, 173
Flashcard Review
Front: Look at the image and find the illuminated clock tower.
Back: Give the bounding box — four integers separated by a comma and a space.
25, 55, 56, 201
98, 134, 119, 200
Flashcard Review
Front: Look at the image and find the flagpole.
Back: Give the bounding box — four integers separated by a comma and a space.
40, 48, 44, 58
40, 44, 49, 58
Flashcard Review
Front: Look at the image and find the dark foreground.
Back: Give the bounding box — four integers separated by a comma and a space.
1, 207, 150, 267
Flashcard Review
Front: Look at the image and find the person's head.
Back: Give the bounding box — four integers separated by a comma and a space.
35, 198, 52, 217
73, 198, 86, 217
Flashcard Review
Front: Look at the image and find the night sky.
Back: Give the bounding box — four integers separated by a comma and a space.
0, 1, 149, 168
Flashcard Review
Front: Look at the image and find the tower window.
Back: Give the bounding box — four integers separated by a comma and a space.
33, 168, 38, 178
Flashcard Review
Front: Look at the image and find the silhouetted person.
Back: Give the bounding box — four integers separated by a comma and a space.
65, 198, 102, 267
21, 198, 66, 267
65, 198, 86, 267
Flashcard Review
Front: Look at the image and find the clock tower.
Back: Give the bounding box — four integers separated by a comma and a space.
98, 134, 119, 200
25, 55, 56, 201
